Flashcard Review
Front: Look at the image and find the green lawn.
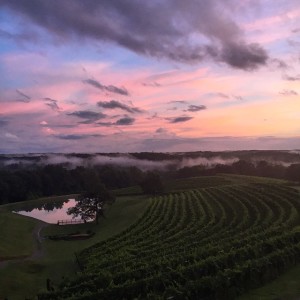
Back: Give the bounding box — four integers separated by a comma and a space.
164, 175, 232, 191
0, 194, 150, 300
238, 264, 300, 300
0, 211, 37, 260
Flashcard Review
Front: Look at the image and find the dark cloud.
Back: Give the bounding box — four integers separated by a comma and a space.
43, 97, 61, 112
97, 116, 135, 126
16, 89, 31, 102
279, 89, 298, 96
67, 110, 106, 124
1, 0, 268, 70
115, 116, 135, 125
185, 105, 206, 112
167, 116, 193, 123
292, 28, 300, 33
83, 79, 129, 96
283, 74, 300, 81
220, 42, 268, 70
97, 100, 142, 113
54, 134, 102, 140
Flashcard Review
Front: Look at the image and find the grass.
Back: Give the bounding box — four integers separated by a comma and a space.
221, 173, 292, 185
0, 194, 150, 300
164, 175, 232, 192
238, 264, 300, 300
113, 185, 142, 196
0, 261, 47, 299
0, 211, 37, 260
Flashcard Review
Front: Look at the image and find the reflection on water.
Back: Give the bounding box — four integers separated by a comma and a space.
13, 199, 79, 224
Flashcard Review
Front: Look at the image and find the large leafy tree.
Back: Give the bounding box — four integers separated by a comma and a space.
67, 172, 115, 224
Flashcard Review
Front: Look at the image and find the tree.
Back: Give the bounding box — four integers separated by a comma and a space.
67, 175, 115, 224
139, 171, 164, 195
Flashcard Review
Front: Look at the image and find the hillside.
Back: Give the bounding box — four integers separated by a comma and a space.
38, 176, 300, 299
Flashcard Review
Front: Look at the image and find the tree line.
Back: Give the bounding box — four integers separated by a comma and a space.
0, 165, 144, 205
176, 160, 300, 182
0, 160, 299, 205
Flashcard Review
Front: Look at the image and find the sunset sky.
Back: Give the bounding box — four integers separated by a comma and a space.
0, 0, 299, 153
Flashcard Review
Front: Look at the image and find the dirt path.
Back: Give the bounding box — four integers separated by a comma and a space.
30, 221, 48, 260
0, 222, 48, 269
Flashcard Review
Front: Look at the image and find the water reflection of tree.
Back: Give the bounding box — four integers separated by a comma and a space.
43, 199, 67, 211
19, 199, 69, 212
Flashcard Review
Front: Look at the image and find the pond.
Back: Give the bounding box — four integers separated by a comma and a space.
13, 199, 84, 224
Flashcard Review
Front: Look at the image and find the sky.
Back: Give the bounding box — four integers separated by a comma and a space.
0, 0, 299, 154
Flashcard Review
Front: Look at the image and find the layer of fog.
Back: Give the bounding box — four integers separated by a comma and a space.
2, 154, 240, 171
1, 152, 300, 171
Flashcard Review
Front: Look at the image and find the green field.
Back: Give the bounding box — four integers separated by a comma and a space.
1, 175, 300, 299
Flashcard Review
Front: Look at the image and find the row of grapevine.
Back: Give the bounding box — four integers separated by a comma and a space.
39, 183, 300, 300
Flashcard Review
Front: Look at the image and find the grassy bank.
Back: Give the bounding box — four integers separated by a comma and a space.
0, 194, 150, 299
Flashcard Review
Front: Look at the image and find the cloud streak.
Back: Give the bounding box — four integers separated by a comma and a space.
283, 74, 300, 81
185, 105, 207, 112
67, 110, 106, 124
97, 100, 142, 113
97, 115, 135, 126
83, 79, 129, 96
54, 133, 102, 140
16, 89, 31, 102
279, 90, 298, 96
43, 98, 62, 112
167, 116, 193, 123
115, 116, 135, 125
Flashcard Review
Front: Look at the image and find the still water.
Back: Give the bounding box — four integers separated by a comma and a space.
13, 199, 79, 224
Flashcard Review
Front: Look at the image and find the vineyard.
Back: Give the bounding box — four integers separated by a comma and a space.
40, 182, 300, 299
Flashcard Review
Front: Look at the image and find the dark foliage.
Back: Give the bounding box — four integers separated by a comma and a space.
139, 172, 164, 195
67, 173, 115, 224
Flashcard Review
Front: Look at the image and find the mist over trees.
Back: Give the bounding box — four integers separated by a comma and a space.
0, 151, 300, 205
